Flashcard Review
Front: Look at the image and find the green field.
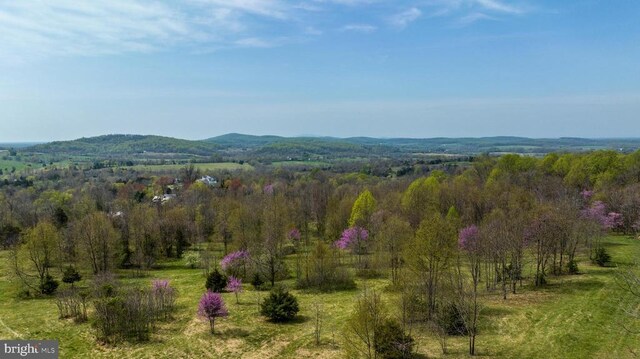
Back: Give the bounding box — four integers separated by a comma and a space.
271, 161, 330, 168
124, 162, 254, 172
0, 236, 638, 358
0, 158, 38, 173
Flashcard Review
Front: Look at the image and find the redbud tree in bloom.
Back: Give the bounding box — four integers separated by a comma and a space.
198, 291, 228, 334
226, 276, 243, 304
335, 226, 369, 254
220, 250, 250, 278
581, 201, 623, 230
288, 228, 301, 242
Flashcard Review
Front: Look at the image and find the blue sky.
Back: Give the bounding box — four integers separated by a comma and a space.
0, 0, 639, 141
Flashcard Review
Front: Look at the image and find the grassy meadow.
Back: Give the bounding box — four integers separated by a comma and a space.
123, 162, 254, 172
0, 235, 638, 358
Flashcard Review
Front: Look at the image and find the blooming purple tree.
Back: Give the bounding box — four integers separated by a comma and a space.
220, 250, 250, 278
458, 225, 480, 252
288, 228, 301, 242
335, 226, 369, 268
335, 226, 369, 253
226, 276, 243, 304
582, 201, 623, 231
198, 291, 228, 334
605, 212, 624, 230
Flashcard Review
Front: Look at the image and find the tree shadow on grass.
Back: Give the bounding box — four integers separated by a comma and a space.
542, 278, 605, 295
482, 306, 514, 318
265, 315, 311, 325
216, 327, 251, 339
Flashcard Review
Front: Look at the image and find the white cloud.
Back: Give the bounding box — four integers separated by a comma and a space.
475, 0, 524, 14
340, 24, 377, 33
455, 12, 497, 26
189, 0, 288, 19
234, 37, 277, 48
389, 7, 422, 29
0, 0, 304, 61
424, 0, 528, 26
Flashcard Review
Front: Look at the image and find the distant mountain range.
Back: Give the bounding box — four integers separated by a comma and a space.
21, 133, 640, 159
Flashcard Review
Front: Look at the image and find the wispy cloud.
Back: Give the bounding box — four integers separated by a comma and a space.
388, 7, 422, 29
0, 0, 536, 62
0, 0, 306, 61
234, 37, 278, 48
340, 24, 377, 33
190, 0, 288, 19
475, 0, 524, 14
455, 12, 497, 26
425, 0, 529, 25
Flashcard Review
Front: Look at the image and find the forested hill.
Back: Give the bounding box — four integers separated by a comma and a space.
206, 134, 640, 154
23, 133, 640, 160
27, 134, 221, 156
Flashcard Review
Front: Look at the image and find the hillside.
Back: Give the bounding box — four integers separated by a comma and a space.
207, 134, 640, 155
19, 134, 640, 166
27, 134, 221, 156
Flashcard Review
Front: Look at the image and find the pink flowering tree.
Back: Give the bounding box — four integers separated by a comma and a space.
226, 276, 243, 304
604, 212, 624, 230
335, 227, 369, 253
288, 228, 301, 242
220, 250, 250, 279
198, 291, 228, 334
335, 226, 369, 267
582, 201, 623, 231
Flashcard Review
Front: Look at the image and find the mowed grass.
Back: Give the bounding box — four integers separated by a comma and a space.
123, 162, 254, 172
0, 159, 39, 173
0, 236, 639, 358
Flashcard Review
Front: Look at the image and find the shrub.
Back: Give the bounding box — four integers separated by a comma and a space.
55, 289, 82, 320
260, 286, 299, 322
226, 276, 243, 304
40, 274, 59, 295
55, 290, 88, 322
567, 259, 579, 274
92, 272, 118, 298
93, 296, 124, 341
296, 241, 355, 292
593, 247, 611, 267
93, 286, 175, 343
374, 320, 415, 359
251, 272, 265, 289
184, 251, 201, 269
62, 266, 82, 287
205, 269, 228, 293
151, 279, 177, 320
220, 250, 249, 278
535, 273, 547, 286
436, 303, 468, 336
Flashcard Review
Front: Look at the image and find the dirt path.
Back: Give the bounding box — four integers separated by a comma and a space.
0, 316, 22, 338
